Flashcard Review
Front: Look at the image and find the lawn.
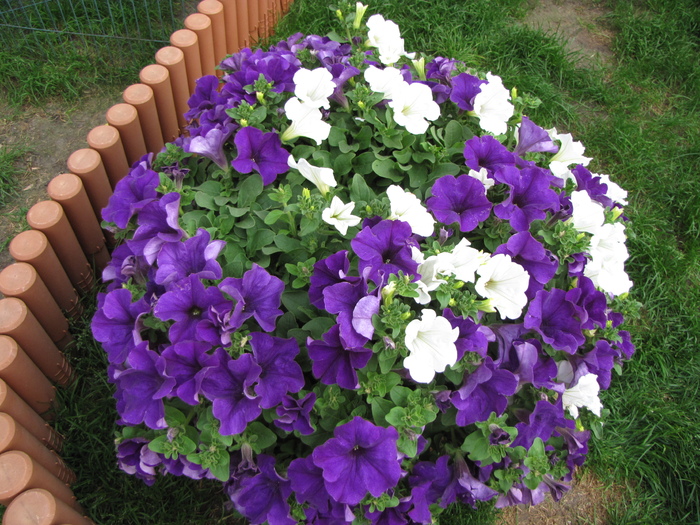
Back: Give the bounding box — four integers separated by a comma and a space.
1, 0, 698, 523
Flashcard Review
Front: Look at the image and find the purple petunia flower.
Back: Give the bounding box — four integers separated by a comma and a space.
451, 357, 518, 426
309, 250, 358, 309
493, 166, 561, 232
218, 264, 284, 332
154, 274, 229, 343
307, 325, 373, 390
185, 125, 236, 170
184, 75, 224, 122
274, 392, 316, 435
114, 342, 175, 429
199, 348, 262, 435
496, 338, 558, 391
512, 399, 565, 450
229, 455, 295, 525
463, 135, 516, 175
513, 116, 559, 158
116, 437, 160, 486
322, 274, 378, 347
312, 416, 403, 505
155, 228, 225, 288
102, 155, 159, 229
351, 219, 419, 285
288, 455, 333, 513
524, 288, 585, 353
494, 231, 559, 298
92, 289, 150, 364
231, 126, 290, 185
449, 72, 486, 111
249, 332, 304, 409
160, 340, 217, 405
127, 192, 184, 264
427, 174, 492, 232
443, 308, 491, 360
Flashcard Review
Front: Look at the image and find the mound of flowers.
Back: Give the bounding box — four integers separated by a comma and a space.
92, 4, 635, 523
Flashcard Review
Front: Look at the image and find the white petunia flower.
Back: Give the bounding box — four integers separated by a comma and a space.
447, 238, 490, 284
467, 167, 494, 192
596, 173, 628, 206
388, 81, 440, 135
293, 67, 336, 109
321, 196, 361, 235
584, 222, 632, 296
366, 14, 415, 65
472, 72, 515, 135
412, 251, 453, 304
548, 128, 592, 180
363, 65, 406, 99
281, 97, 331, 145
386, 185, 436, 236
288, 157, 337, 196
562, 373, 603, 419
404, 309, 459, 383
570, 190, 605, 235
475, 254, 530, 320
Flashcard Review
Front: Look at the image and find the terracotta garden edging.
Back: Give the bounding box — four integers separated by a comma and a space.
0, 1, 291, 521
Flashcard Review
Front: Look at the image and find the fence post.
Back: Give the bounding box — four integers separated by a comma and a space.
122, 84, 166, 154
154, 48, 190, 132
139, 65, 180, 143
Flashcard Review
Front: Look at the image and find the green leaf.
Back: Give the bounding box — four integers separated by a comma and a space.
444, 120, 467, 147
385, 406, 408, 428
247, 228, 275, 253
371, 397, 394, 427
389, 385, 412, 407
302, 317, 336, 340
208, 456, 231, 482
194, 191, 217, 210
372, 158, 403, 182
237, 174, 264, 207
353, 151, 377, 175
164, 406, 187, 427
397, 433, 418, 458
350, 173, 375, 203
333, 152, 355, 176
274, 234, 304, 252
264, 209, 287, 225
462, 431, 491, 462
245, 421, 277, 453
194, 180, 222, 195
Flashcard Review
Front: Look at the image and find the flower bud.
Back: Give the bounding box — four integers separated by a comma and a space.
256, 91, 265, 105
353, 2, 369, 29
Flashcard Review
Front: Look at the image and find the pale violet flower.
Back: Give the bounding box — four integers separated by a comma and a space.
448, 238, 490, 284
596, 173, 629, 206
467, 167, 494, 192
293, 67, 336, 109
548, 128, 592, 179
404, 309, 459, 383
475, 254, 529, 320
321, 196, 361, 235
364, 66, 406, 99
387, 185, 436, 237
562, 373, 603, 419
570, 190, 605, 235
472, 72, 514, 135
366, 14, 415, 65
556, 360, 575, 384
388, 82, 440, 135
281, 97, 331, 145
288, 156, 337, 196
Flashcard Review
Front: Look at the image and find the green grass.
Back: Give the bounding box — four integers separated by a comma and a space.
0, 144, 27, 207
0, 0, 190, 105
4, 0, 700, 522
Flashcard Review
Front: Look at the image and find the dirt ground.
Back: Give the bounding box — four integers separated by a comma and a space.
0, 0, 625, 522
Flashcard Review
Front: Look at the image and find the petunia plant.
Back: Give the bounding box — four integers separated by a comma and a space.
93, 3, 636, 523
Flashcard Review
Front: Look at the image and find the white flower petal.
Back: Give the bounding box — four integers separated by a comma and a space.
293, 67, 336, 109
288, 157, 337, 196
475, 254, 529, 319
472, 73, 514, 135
562, 373, 603, 418
322, 196, 361, 235
386, 185, 435, 236
404, 309, 459, 383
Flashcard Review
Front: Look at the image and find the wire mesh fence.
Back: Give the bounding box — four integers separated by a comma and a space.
0, 0, 197, 102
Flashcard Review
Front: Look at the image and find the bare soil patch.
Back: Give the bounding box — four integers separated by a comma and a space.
0, 87, 122, 269
523, 0, 616, 68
